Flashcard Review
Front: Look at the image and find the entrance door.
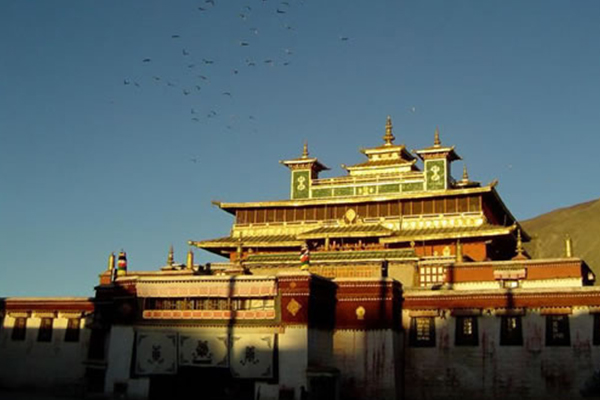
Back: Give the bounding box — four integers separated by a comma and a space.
149, 367, 254, 400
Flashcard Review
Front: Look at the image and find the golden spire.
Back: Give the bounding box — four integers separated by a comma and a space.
456, 240, 463, 263
434, 127, 441, 146
565, 234, 573, 258
108, 252, 115, 271
187, 248, 194, 270
167, 245, 174, 266
383, 116, 395, 145
462, 165, 469, 182
302, 141, 309, 158
516, 229, 524, 257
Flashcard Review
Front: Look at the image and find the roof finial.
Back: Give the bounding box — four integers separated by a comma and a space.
302, 141, 309, 158
383, 116, 395, 145
565, 234, 573, 258
462, 164, 469, 182
434, 127, 441, 146
167, 245, 174, 266
516, 229, 524, 257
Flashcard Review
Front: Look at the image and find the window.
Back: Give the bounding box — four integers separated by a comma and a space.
500, 316, 523, 346
65, 318, 81, 342
409, 317, 436, 347
455, 316, 479, 346
594, 314, 600, 346
419, 266, 446, 287
37, 318, 53, 342
546, 315, 570, 346
11, 317, 27, 341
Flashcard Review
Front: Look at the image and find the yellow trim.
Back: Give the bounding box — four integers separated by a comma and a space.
216, 185, 494, 210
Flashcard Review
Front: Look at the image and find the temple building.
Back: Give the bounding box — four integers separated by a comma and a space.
1, 117, 600, 400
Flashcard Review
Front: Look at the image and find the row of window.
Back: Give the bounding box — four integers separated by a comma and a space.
8, 317, 81, 342
235, 195, 482, 224
410, 315, 575, 347
143, 297, 275, 311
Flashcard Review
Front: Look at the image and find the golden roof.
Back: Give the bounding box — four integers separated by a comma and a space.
297, 224, 394, 239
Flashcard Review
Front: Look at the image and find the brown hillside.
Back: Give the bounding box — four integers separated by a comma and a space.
521, 198, 600, 279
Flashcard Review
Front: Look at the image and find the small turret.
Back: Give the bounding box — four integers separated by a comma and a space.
116, 250, 128, 277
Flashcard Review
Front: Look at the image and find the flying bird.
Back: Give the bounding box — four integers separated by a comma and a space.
276, 8, 286, 14
250, 27, 259, 35
339, 36, 349, 41
245, 58, 256, 66
183, 89, 190, 95
198, 75, 208, 80
198, 6, 206, 11
134, 82, 140, 87
202, 58, 214, 64
142, 58, 151, 62
233, 69, 239, 75
188, 64, 196, 68
191, 118, 200, 122
222, 92, 232, 97
240, 41, 250, 46
167, 82, 176, 87
205, 0, 215, 5
183, 49, 190, 56
171, 35, 180, 38
409, 106, 416, 113
152, 76, 161, 81
124, 79, 131, 85
195, 85, 202, 91
239, 13, 247, 20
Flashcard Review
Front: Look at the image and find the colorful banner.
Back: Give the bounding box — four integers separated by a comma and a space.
230, 334, 275, 379
179, 332, 228, 367
135, 331, 177, 375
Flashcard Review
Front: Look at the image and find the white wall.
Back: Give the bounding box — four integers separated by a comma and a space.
0, 315, 90, 394
332, 329, 401, 400
403, 308, 600, 400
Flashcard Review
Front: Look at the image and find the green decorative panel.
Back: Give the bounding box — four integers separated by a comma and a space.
334, 187, 354, 197
425, 159, 447, 191
378, 183, 400, 194
402, 182, 424, 192
356, 186, 377, 196
312, 188, 333, 198
291, 170, 310, 199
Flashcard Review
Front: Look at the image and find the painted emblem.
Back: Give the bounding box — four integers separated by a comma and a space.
192, 340, 213, 364
356, 306, 366, 320
287, 298, 302, 316
430, 165, 441, 181
149, 345, 164, 365
240, 345, 260, 366
297, 176, 307, 191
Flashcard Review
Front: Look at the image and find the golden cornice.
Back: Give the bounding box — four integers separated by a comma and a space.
380, 224, 517, 244
215, 184, 495, 210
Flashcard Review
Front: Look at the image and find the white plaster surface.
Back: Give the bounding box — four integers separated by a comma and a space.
403, 309, 600, 400
0, 316, 89, 394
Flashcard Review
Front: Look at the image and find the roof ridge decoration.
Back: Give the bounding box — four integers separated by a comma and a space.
383, 115, 395, 146
434, 127, 441, 147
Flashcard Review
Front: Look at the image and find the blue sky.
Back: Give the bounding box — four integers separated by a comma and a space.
1, 0, 600, 296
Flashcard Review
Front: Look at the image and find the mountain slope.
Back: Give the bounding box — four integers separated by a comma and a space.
521, 198, 600, 278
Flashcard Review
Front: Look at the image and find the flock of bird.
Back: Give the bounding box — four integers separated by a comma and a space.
121, 0, 352, 142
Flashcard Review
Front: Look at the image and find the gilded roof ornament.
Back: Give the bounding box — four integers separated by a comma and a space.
302, 141, 309, 159
516, 229, 524, 257
565, 234, 573, 258
383, 116, 395, 146
434, 127, 441, 147
462, 165, 469, 182
167, 245, 174, 266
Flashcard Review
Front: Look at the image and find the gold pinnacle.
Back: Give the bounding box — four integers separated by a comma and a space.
167, 245, 174, 266
565, 234, 573, 258
516, 229, 524, 256
302, 141, 309, 158
434, 127, 441, 146
383, 116, 395, 145
462, 165, 469, 181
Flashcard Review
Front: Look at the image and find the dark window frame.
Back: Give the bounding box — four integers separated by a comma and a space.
455, 316, 479, 346
64, 318, 81, 342
594, 314, 600, 346
409, 317, 436, 347
546, 315, 570, 346
500, 315, 523, 346
37, 317, 53, 342
11, 317, 27, 341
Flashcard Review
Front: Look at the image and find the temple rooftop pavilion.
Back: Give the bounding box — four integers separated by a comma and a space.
188, 116, 543, 281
